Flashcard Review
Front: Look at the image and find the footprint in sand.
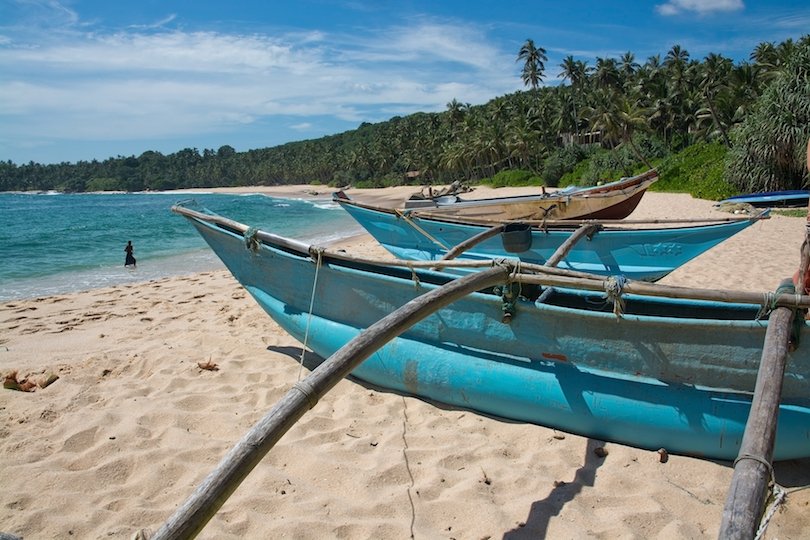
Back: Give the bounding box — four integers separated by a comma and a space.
62, 427, 98, 453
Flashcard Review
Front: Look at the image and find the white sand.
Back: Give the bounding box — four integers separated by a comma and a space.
2, 187, 810, 539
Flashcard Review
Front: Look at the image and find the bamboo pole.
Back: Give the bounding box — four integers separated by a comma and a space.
148, 265, 512, 540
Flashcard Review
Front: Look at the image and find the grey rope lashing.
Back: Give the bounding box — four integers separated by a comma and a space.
733, 452, 773, 474
243, 227, 260, 253
298, 248, 324, 381
494, 260, 522, 323
408, 263, 421, 288
756, 281, 797, 320
604, 275, 628, 319
291, 378, 320, 409
731, 453, 786, 540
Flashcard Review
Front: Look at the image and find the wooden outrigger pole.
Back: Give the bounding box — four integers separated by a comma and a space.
148, 265, 513, 540
438, 221, 599, 266
718, 137, 810, 539
718, 280, 797, 539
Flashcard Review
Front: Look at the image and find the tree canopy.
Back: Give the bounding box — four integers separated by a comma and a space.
1, 35, 808, 196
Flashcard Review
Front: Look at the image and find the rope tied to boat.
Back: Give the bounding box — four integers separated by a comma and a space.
394, 209, 451, 250
291, 379, 320, 409
756, 281, 803, 348
755, 482, 786, 540
408, 263, 421, 289
603, 275, 627, 319
494, 260, 522, 323
298, 248, 324, 381
243, 227, 260, 253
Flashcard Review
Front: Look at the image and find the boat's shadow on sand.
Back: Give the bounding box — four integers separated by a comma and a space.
269, 345, 810, 536
268, 345, 611, 538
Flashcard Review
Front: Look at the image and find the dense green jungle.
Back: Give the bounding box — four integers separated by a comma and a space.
2, 35, 808, 200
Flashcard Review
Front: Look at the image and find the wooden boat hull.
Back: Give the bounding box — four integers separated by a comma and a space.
402, 170, 658, 221
174, 206, 810, 461
335, 200, 763, 281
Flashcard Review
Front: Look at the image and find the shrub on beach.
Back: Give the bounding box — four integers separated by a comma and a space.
654, 142, 737, 200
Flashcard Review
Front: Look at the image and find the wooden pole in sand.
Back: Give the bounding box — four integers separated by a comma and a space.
719, 138, 810, 539
149, 265, 512, 540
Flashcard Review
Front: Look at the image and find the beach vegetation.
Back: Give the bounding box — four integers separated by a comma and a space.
481, 169, 544, 188
725, 41, 810, 193
1, 35, 808, 199
653, 142, 737, 200
85, 177, 123, 192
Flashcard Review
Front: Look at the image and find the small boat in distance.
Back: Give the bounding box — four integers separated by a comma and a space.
334, 194, 768, 281
172, 201, 810, 461
350, 169, 660, 221
716, 189, 810, 208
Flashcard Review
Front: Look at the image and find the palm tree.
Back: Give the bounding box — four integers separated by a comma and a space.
517, 39, 547, 89
699, 52, 733, 147
559, 56, 591, 140
664, 45, 690, 72
594, 57, 621, 91
585, 89, 653, 168
619, 51, 640, 88
445, 98, 469, 127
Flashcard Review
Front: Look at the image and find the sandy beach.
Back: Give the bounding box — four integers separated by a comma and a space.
2, 186, 810, 539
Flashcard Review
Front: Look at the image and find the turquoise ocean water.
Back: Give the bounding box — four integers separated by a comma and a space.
0, 191, 363, 302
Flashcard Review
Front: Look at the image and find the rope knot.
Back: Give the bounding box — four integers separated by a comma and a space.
604, 275, 627, 319
244, 227, 260, 253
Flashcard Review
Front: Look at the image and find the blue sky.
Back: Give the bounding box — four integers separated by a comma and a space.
2, 0, 808, 165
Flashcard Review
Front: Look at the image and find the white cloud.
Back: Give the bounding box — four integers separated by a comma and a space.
0, 18, 517, 149
656, 0, 744, 16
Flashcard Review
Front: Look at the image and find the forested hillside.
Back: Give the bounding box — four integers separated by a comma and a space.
1, 35, 808, 196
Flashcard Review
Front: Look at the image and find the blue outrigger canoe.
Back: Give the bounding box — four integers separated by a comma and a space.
173, 202, 810, 461
334, 194, 767, 282
717, 190, 810, 208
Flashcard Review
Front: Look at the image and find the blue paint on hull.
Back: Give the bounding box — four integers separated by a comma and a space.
337, 201, 760, 281
179, 212, 810, 461
719, 190, 810, 208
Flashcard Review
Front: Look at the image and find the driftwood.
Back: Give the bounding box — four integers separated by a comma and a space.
148, 265, 512, 540
411, 180, 471, 200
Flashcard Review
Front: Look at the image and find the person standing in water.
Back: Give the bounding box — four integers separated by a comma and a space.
124, 240, 137, 268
